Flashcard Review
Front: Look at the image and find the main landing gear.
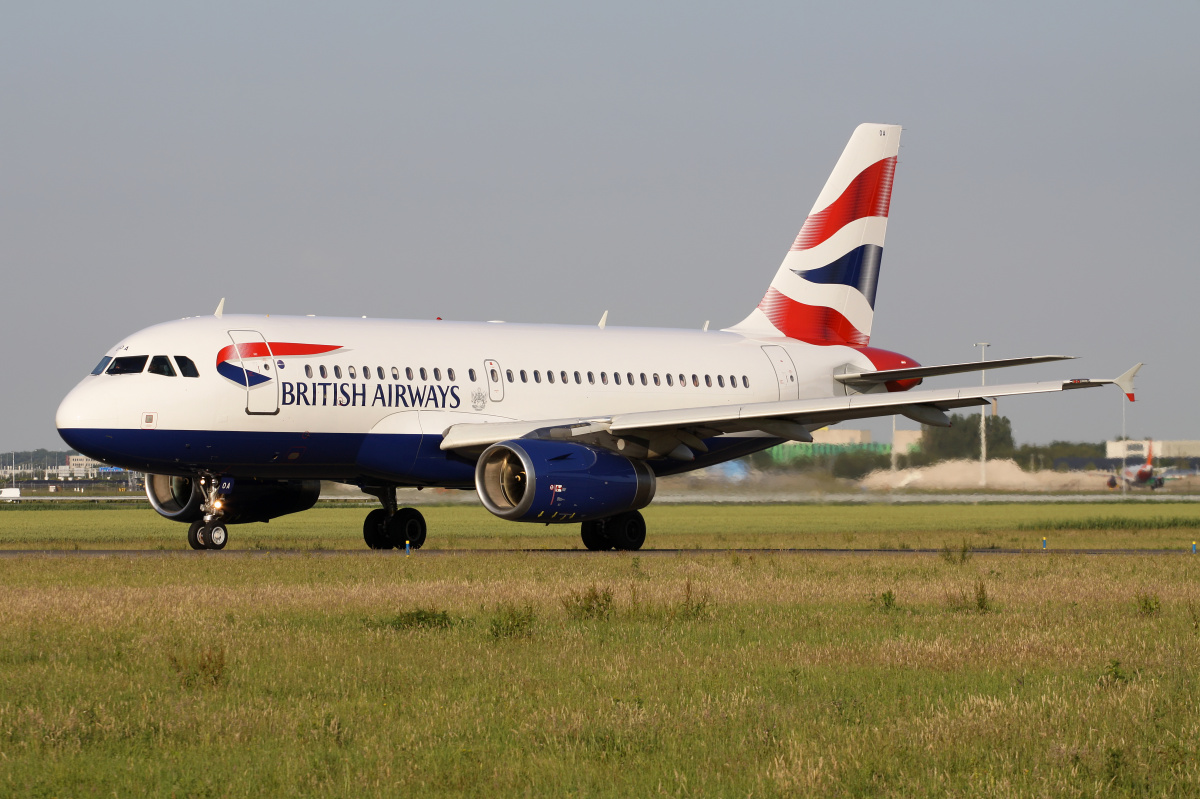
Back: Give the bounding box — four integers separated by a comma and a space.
580, 510, 647, 551
362, 486, 427, 550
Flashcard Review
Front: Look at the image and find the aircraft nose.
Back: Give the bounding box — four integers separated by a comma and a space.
56, 380, 96, 432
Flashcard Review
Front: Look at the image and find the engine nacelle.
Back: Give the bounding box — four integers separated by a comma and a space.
475, 440, 655, 523
145, 474, 321, 524
146, 474, 204, 521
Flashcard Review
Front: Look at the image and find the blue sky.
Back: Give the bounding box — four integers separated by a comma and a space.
3, 2, 1196, 449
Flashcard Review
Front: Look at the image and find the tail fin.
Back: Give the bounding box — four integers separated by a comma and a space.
729, 123, 901, 345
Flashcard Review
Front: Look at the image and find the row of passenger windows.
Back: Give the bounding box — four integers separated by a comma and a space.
93, 355, 200, 378
495, 368, 749, 389
303, 362, 751, 390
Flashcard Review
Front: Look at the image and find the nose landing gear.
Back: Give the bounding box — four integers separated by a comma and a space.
186, 475, 232, 550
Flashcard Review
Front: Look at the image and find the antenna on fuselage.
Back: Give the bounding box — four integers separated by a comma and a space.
598, 310, 608, 329
703, 320, 710, 332
214, 298, 225, 318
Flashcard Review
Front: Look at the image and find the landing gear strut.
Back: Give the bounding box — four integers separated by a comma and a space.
362, 486, 427, 550
580, 510, 646, 551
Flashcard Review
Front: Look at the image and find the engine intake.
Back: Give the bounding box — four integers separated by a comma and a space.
475, 440, 655, 523
146, 474, 204, 521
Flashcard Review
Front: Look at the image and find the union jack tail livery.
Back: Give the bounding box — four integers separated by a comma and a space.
731, 123, 901, 346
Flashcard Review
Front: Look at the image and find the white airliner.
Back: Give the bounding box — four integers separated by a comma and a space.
56, 124, 1142, 551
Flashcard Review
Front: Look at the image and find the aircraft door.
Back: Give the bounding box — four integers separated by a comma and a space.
483, 360, 504, 402
761, 345, 799, 401
227, 330, 279, 414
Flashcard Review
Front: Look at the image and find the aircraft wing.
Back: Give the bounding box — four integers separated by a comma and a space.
440, 364, 1143, 460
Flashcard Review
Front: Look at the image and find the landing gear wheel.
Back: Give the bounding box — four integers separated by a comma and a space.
387, 507, 426, 549
607, 510, 647, 551
207, 523, 228, 550
581, 519, 610, 551
363, 508, 391, 550
187, 520, 206, 550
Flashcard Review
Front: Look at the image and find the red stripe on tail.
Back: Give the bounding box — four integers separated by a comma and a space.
791, 156, 897, 251
757, 288, 869, 346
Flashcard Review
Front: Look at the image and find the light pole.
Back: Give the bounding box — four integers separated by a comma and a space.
975, 343, 990, 486
1121, 394, 1127, 497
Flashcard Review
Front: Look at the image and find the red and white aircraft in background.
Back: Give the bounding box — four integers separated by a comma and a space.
56, 123, 1143, 551
1109, 440, 1166, 489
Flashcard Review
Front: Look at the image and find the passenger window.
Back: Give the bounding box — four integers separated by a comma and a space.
613, 372, 621, 385
435, 368, 442, 381
335, 366, 343, 379
652, 373, 660, 386
534, 370, 542, 383
705, 375, 712, 387
447, 368, 456, 381
174, 356, 199, 378
547, 371, 555, 384
574, 371, 582, 384
679, 374, 686, 387
600, 372, 608, 385
363, 366, 370, 378
743, 375, 749, 388
348, 366, 356, 379
730, 375, 736, 388
391, 367, 399, 380
468, 368, 476, 381
376, 367, 383, 380
506, 369, 513, 382
420, 368, 428, 380
587, 371, 595, 385
718, 375, 725, 388
90, 356, 113, 375
639, 373, 646, 386
490, 368, 500, 382
407, 367, 414, 380
107, 355, 148, 375
305, 365, 313, 379
520, 370, 528, 383
147, 356, 176, 377
628, 373, 634, 386
666, 374, 674, 387
320, 365, 328, 379
560, 371, 568, 384
693, 374, 699, 387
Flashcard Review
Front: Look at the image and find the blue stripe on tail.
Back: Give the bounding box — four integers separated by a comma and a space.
791, 244, 882, 308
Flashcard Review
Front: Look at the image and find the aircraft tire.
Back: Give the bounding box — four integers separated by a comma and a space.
387, 508, 426, 550
187, 520, 206, 550
207, 523, 229, 550
580, 520, 610, 551
607, 510, 647, 551
363, 509, 391, 550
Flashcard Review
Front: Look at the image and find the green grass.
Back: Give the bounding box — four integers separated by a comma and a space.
3, 502, 1200, 550
0, 551, 1198, 796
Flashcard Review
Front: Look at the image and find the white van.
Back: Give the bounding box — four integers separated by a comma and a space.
0, 488, 20, 502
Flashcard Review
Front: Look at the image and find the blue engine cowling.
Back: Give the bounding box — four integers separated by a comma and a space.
146, 473, 320, 524
475, 440, 655, 523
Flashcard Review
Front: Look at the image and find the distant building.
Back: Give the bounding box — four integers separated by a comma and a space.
1106, 440, 1200, 459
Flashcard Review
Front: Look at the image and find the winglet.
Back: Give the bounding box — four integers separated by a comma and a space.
1114, 362, 1143, 402
598, 310, 608, 330
214, 298, 225, 319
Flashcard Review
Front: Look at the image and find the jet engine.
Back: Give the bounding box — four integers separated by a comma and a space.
475, 440, 655, 523
146, 474, 321, 524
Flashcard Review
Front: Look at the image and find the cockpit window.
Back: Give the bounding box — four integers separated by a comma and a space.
107, 355, 148, 375
147, 356, 176, 377
91, 356, 112, 375
174, 356, 200, 378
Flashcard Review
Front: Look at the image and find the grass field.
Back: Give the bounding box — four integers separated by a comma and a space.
2, 505, 1199, 796
1, 548, 1198, 796
3, 501, 1200, 551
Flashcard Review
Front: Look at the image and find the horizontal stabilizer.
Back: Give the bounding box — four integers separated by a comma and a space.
835, 355, 1075, 386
